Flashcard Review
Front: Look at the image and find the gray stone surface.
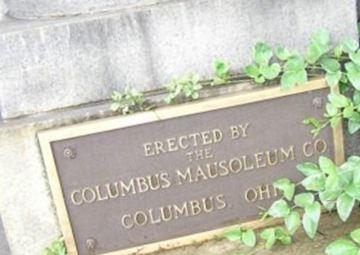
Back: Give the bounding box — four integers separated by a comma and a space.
0, 127, 60, 255
0, 214, 10, 255
0, 0, 358, 119
4, 0, 169, 19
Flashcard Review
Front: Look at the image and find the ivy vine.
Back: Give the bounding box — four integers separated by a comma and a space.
47, 28, 360, 255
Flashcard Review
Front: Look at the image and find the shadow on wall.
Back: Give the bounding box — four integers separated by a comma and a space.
0, 214, 10, 255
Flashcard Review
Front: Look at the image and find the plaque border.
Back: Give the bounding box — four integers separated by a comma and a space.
38, 78, 345, 255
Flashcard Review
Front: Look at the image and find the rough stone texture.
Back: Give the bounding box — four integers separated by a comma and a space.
0, 127, 60, 255
0, 0, 358, 119
4, 0, 168, 19
0, 214, 10, 255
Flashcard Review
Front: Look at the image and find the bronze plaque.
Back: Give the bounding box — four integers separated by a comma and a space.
39, 79, 344, 255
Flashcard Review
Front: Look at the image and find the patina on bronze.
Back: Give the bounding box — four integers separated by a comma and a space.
38, 79, 344, 255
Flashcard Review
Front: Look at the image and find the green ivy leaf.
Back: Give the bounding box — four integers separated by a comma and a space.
320, 57, 340, 73
350, 228, 360, 244
325, 174, 341, 191
213, 59, 230, 80
260, 63, 281, 80
297, 162, 321, 176
260, 228, 276, 249
301, 174, 326, 191
245, 65, 261, 79
342, 38, 359, 54
275, 45, 292, 61
326, 71, 342, 87
223, 230, 242, 241
241, 229, 256, 247
274, 228, 292, 245
294, 193, 315, 208
348, 113, 360, 134
336, 193, 355, 222
328, 92, 351, 108
350, 51, 360, 66
306, 29, 330, 64
285, 211, 301, 235
312, 29, 331, 46
345, 184, 360, 200
254, 43, 273, 65
268, 199, 291, 218
325, 239, 359, 255
281, 56, 308, 89
302, 201, 321, 239
326, 103, 339, 117
345, 62, 360, 90
319, 156, 337, 175
353, 90, 360, 106
273, 178, 296, 201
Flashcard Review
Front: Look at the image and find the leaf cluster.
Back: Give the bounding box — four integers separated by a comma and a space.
265, 156, 360, 242
223, 228, 256, 248
326, 228, 360, 255
110, 87, 148, 115
164, 74, 202, 104
212, 59, 231, 85
43, 239, 66, 255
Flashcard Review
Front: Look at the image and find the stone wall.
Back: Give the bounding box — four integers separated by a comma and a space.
0, 0, 358, 119
0, 1, 358, 255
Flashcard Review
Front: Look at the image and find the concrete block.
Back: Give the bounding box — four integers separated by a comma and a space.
4, 0, 167, 19
0, 127, 60, 255
0, 0, 357, 119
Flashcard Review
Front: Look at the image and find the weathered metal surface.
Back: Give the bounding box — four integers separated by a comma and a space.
40, 84, 342, 255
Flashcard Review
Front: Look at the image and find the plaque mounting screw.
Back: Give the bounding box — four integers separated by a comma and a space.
63, 147, 77, 159
312, 97, 323, 109
85, 238, 97, 251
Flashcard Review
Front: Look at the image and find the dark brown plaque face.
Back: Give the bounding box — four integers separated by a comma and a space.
39, 79, 344, 255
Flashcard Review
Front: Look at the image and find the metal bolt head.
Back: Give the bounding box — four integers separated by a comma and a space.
85, 238, 97, 251
312, 97, 323, 109
63, 147, 77, 159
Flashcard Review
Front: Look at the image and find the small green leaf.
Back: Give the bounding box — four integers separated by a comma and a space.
350, 51, 360, 66
343, 105, 355, 119
345, 184, 360, 200
260, 228, 276, 249
213, 59, 230, 80
320, 57, 340, 73
254, 43, 273, 65
273, 178, 296, 201
328, 92, 351, 108
342, 38, 359, 53
326, 103, 339, 117
260, 63, 281, 80
345, 62, 360, 90
285, 211, 301, 235
302, 202, 321, 239
348, 117, 360, 134
301, 174, 326, 191
350, 229, 360, 244
326, 239, 359, 255
297, 162, 321, 176
275, 45, 292, 61
245, 65, 260, 79
336, 193, 355, 222
319, 156, 337, 175
241, 229, 256, 247
294, 193, 315, 208
268, 199, 291, 218
326, 71, 342, 87
223, 230, 242, 241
